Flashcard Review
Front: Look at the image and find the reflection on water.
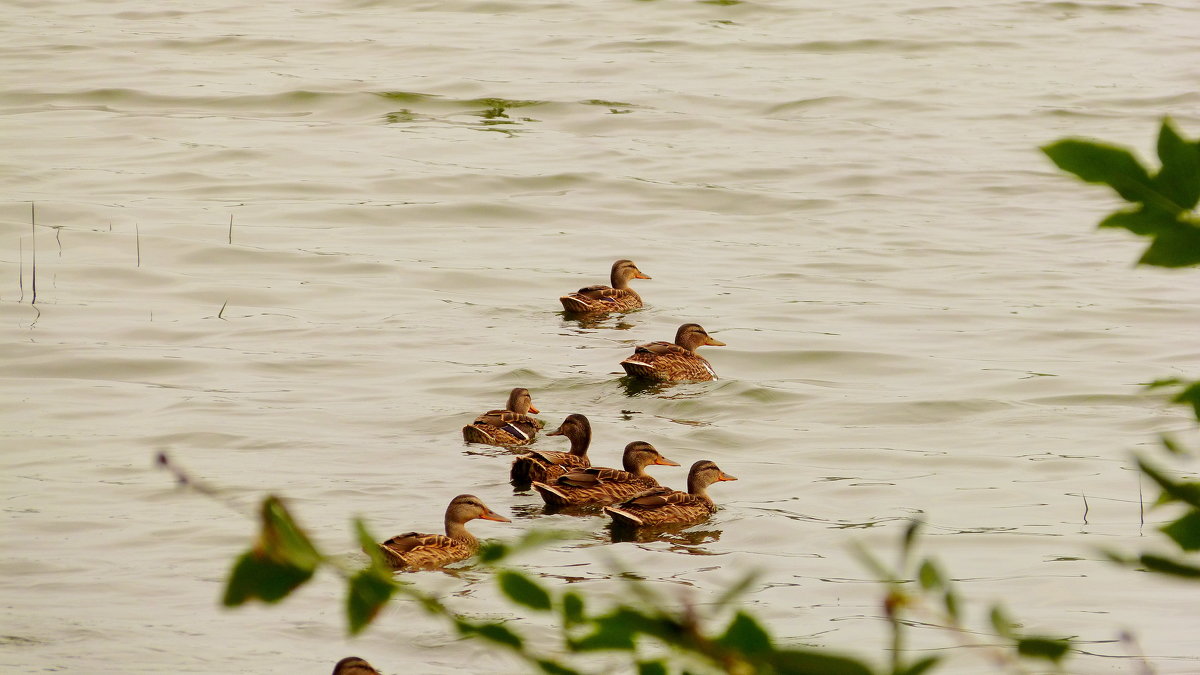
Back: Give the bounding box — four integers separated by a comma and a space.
609, 522, 724, 553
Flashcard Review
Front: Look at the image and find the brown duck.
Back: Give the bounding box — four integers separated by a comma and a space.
511, 413, 592, 485
531, 441, 680, 507
461, 387, 543, 446
378, 494, 511, 570
605, 460, 737, 527
620, 323, 725, 382
560, 259, 651, 314
332, 657, 382, 675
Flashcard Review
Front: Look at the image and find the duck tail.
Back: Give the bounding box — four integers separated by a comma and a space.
560, 294, 591, 313
604, 505, 644, 526
531, 481, 568, 506
510, 456, 536, 485
462, 424, 493, 445
620, 359, 658, 380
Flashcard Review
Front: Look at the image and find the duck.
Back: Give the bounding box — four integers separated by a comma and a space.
620, 323, 725, 382
560, 259, 651, 314
333, 657, 382, 675
461, 387, 544, 446
511, 413, 592, 486
531, 441, 680, 507
604, 460, 737, 527
377, 494, 511, 570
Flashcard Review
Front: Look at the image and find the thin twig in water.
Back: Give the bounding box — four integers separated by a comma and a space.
135, 223, 141, 267
218, 299, 228, 320
228, 214, 234, 245
1082, 493, 1089, 525
18, 239, 23, 303
56, 227, 62, 256
30, 203, 37, 305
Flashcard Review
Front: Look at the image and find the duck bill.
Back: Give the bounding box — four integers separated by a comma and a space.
547, 426, 564, 436
527, 403, 540, 414
480, 510, 512, 523
717, 472, 738, 482
635, 272, 652, 280
655, 456, 681, 467
705, 337, 727, 347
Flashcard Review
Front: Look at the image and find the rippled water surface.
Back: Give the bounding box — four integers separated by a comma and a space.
3, 0, 1199, 672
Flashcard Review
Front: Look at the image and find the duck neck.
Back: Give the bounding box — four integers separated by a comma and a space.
445, 518, 477, 544
611, 267, 628, 289
623, 456, 649, 476
567, 427, 591, 457
687, 476, 715, 505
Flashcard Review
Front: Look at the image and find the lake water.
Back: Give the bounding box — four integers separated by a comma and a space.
2, 0, 1199, 673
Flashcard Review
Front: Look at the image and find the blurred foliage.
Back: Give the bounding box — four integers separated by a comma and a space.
1044, 118, 1200, 582
210, 495, 1073, 674
1042, 118, 1200, 267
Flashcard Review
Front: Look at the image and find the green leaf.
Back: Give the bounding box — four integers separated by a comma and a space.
261, 496, 321, 567
917, 559, 943, 590
354, 518, 391, 572
347, 567, 396, 635
989, 605, 1014, 638
718, 611, 773, 656
766, 648, 876, 675
1098, 205, 1185, 236
1016, 636, 1071, 662
943, 589, 960, 623
477, 540, 511, 564
1154, 118, 1200, 210
457, 620, 524, 649
223, 550, 314, 606
1041, 140, 1161, 207
637, 661, 669, 675
569, 616, 637, 651
560, 591, 586, 626
222, 496, 321, 607
1172, 380, 1200, 421
1160, 509, 1200, 551
1137, 222, 1200, 267
901, 518, 923, 564
498, 570, 553, 611
1140, 553, 1200, 578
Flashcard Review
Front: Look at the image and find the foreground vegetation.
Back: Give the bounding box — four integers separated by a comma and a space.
167, 119, 1197, 673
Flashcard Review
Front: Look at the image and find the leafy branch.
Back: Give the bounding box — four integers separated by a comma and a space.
1042, 118, 1200, 267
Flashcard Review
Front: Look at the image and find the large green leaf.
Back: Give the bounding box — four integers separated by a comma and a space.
1154, 118, 1200, 210
223, 496, 321, 607
347, 568, 396, 635
223, 550, 314, 606
1137, 222, 1200, 267
1041, 140, 1161, 207
1160, 509, 1200, 551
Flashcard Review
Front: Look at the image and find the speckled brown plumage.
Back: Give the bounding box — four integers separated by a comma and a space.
560, 259, 651, 314
605, 460, 737, 527
461, 387, 544, 446
620, 323, 725, 382
531, 441, 680, 507
511, 413, 592, 485
378, 494, 510, 571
